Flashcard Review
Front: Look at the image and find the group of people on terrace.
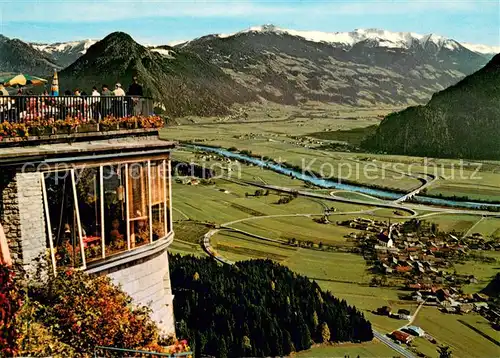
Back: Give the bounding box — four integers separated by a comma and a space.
0, 77, 145, 122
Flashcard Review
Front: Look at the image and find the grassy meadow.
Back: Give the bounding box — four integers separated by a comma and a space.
294, 341, 396, 357
412, 308, 500, 358
166, 104, 500, 357
162, 103, 500, 201
170, 176, 499, 358
211, 231, 413, 333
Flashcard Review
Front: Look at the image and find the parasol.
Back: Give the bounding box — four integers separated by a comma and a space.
2, 73, 47, 87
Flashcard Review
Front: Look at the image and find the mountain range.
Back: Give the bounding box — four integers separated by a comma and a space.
58, 32, 254, 117
362, 53, 500, 159
178, 25, 493, 107
185, 25, 499, 57
0, 25, 498, 116
28, 26, 500, 68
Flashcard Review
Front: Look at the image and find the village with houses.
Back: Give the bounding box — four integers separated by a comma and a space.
338, 217, 500, 346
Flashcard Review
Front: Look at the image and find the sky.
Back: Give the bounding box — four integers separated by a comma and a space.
0, 0, 498, 45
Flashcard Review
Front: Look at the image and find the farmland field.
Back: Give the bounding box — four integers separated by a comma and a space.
413, 308, 500, 358
167, 106, 500, 357
211, 231, 417, 333
162, 104, 500, 200
171, 177, 499, 357
295, 341, 395, 357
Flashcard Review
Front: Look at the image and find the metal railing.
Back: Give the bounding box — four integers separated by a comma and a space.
94, 346, 193, 358
0, 95, 154, 123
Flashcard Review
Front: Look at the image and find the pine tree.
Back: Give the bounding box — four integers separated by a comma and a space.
300, 323, 312, 350
320, 322, 331, 343
282, 330, 294, 354
218, 337, 228, 358
242, 335, 251, 350
312, 311, 319, 328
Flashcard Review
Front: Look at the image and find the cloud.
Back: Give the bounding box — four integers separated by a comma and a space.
0, 0, 493, 23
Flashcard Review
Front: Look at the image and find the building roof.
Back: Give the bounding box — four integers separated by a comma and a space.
378, 231, 392, 243
0, 133, 176, 167
406, 325, 425, 335
392, 330, 413, 342
396, 265, 412, 273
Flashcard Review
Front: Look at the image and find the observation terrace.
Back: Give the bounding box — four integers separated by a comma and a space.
0, 95, 177, 335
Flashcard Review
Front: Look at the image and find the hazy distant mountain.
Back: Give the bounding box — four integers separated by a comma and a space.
362, 53, 500, 159
0, 35, 60, 76
31, 39, 98, 68
58, 32, 254, 116
179, 25, 492, 106
460, 42, 500, 59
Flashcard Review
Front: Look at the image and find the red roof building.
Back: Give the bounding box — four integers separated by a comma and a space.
392, 330, 414, 344
396, 265, 413, 273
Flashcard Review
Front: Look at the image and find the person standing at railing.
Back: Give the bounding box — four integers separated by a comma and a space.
0, 93, 11, 121
101, 85, 112, 118
73, 89, 85, 121
127, 76, 143, 116
41, 90, 51, 116
15, 88, 26, 122
113, 83, 126, 117
81, 91, 92, 121
25, 91, 44, 120
128, 77, 143, 96
113, 83, 126, 97
91, 86, 101, 121
61, 90, 73, 119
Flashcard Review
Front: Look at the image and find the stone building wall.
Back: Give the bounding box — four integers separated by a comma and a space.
0, 162, 176, 337
0, 170, 46, 277
93, 247, 176, 336
0, 169, 21, 271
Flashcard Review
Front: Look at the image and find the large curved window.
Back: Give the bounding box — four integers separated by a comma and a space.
151, 160, 167, 242
103, 165, 128, 257
76, 168, 103, 263
44, 170, 85, 268
42, 158, 171, 271
128, 162, 150, 248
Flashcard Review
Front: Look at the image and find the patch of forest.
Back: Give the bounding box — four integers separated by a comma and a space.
170, 255, 373, 357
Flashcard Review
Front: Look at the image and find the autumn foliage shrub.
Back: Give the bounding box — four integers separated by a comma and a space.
32, 269, 163, 355
0, 264, 23, 356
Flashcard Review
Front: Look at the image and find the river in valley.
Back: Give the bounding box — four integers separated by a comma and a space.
187, 145, 500, 211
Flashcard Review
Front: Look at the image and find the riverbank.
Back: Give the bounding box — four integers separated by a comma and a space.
184, 144, 500, 212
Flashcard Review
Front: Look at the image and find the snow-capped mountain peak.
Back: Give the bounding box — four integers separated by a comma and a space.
30, 39, 98, 67
213, 25, 497, 55
461, 42, 500, 55
32, 39, 97, 55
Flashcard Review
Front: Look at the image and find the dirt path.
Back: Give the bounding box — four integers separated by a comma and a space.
462, 216, 485, 239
